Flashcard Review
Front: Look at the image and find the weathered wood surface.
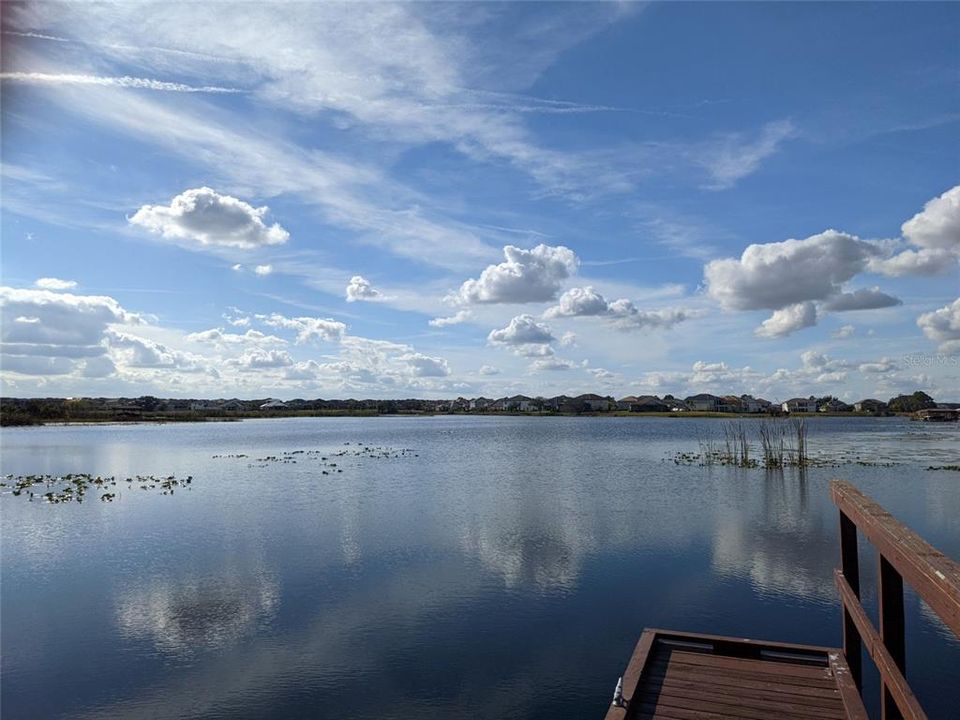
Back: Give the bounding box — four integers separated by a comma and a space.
602, 482, 959, 719
831, 480, 960, 636
603, 630, 867, 720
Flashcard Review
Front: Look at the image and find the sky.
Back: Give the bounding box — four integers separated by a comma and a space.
1, 1, 958, 402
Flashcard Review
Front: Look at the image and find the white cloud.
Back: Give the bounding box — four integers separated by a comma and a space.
20, 3, 628, 198
917, 298, 960, 355
130, 187, 290, 250
186, 328, 286, 347
454, 244, 578, 304
868, 248, 956, 277
488, 314, 555, 346
107, 331, 208, 372
401, 353, 450, 377
833, 324, 855, 339
544, 286, 608, 317
478, 365, 500, 376
231, 263, 244, 272
870, 186, 960, 276
429, 310, 471, 328
545, 286, 692, 331
0, 71, 242, 94
1, 286, 141, 376
345, 275, 382, 302
34, 277, 77, 290
705, 230, 882, 312
820, 287, 901, 312
858, 358, 898, 374
755, 302, 818, 338
530, 358, 576, 372
254, 264, 273, 276
228, 348, 294, 369
699, 120, 796, 190
705, 230, 905, 335
258, 313, 346, 344
559, 331, 577, 348
902, 185, 960, 253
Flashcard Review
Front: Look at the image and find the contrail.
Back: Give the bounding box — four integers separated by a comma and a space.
0, 72, 243, 94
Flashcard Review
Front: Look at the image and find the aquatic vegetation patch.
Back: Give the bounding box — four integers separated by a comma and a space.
211, 443, 417, 469
0, 473, 193, 503
926, 465, 960, 472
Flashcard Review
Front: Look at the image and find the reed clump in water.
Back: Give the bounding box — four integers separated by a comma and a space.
678, 418, 810, 469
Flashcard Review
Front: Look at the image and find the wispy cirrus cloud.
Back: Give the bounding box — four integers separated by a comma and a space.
0, 72, 242, 94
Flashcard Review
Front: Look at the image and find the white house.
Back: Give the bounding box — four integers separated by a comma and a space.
781, 397, 818, 413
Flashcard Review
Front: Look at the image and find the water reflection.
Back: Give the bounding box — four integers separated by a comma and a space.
115, 569, 279, 657
711, 471, 837, 603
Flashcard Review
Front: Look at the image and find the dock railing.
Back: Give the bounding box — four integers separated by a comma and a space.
831, 480, 960, 720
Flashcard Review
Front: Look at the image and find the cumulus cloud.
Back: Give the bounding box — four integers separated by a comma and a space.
705, 230, 882, 312
902, 186, 960, 253
544, 286, 608, 317
130, 187, 290, 250
530, 357, 576, 372
186, 328, 285, 347
488, 314, 555, 346
429, 310, 471, 328
858, 358, 898, 374
34, 277, 77, 290
107, 331, 208, 372
453, 244, 578, 304
345, 275, 382, 302
478, 365, 500, 376
833, 324, 855, 339
1, 286, 141, 376
258, 313, 346, 343
401, 353, 450, 377
820, 287, 902, 312
755, 302, 818, 338
869, 248, 956, 277
917, 298, 960, 355
705, 230, 905, 336
254, 264, 273, 276
870, 186, 960, 276
228, 348, 294, 369
545, 286, 691, 331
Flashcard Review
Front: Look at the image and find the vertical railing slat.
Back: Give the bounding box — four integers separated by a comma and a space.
879, 555, 906, 720
839, 509, 863, 692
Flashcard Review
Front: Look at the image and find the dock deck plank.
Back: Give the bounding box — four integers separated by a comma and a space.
603, 630, 867, 720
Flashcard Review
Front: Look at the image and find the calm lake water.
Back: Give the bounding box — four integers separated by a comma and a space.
2, 416, 958, 719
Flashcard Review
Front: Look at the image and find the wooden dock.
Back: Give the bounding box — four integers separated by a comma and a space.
604, 480, 960, 720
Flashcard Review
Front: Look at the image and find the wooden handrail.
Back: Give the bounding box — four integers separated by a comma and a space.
831, 481, 960, 635
835, 570, 927, 720
831, 480, 960, 720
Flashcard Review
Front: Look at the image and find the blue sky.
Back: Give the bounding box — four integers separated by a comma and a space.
1, 2, 958, 401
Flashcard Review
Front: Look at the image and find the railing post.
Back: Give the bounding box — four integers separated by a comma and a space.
879, 555, 906, 720
839, 509, 863, 691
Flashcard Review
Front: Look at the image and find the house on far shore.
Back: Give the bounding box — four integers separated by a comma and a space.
739, 395, 771, 413
819, 398, 852, 413
854, 398, 887, 413
782, 397, 818, 413
576, 393, 615, 411
260, 398, 287, 410
684, 393, 721, 412
505, 395, 536, 412
657, 395, 686, 412
618, 395, 670, 412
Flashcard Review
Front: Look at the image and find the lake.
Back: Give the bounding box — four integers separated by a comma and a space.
1, 415, 958, 719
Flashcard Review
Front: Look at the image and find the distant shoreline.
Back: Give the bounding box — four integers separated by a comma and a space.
1, 410, 903, 428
